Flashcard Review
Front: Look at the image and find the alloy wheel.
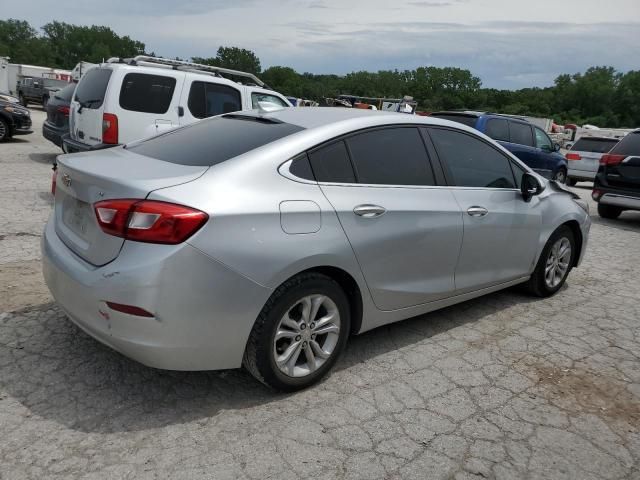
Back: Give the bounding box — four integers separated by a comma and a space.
273, 294, 341, 377
554, 170, 566, 183
545, 237, 572, 288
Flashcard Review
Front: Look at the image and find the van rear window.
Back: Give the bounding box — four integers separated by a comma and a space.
571, 137, 618, 153
128, 115, 304, 166
119, 73, 176, 114
73, 68, 112, 109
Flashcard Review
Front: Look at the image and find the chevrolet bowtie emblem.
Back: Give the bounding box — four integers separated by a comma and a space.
62, 174, 71, 187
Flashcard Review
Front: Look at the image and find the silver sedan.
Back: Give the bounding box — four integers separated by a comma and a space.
42, 108, 591, 390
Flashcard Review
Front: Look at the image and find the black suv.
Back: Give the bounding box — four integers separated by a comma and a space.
593, 129, 640, 219
0, 95, 33, 142
43, 83, 75, 150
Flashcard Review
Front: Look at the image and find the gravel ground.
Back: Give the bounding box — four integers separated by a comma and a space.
1, 109, 639, 479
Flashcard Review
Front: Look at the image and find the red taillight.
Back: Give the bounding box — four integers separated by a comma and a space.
600, 154, 625, 166
57, 105, 70, 116
51, 170, 57, 195
566, 153, 581, 161
102, 113, 118, 144
94, 199, 208, 244
106, 302, 154, 317
592, 189, 602, 201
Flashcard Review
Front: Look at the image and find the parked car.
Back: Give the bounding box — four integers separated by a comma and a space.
17, 77, 70, 108
592, 129, 640, 219
43, 83, 75, 150
64, 56, 292, 153
0, 96, 32, 142
430, 111, 568, 182
42, 109, 590, 391
0, 91, 20, 103
565, 136, 620, 185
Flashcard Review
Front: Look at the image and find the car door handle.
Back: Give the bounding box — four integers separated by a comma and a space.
467, 206, 488, 217
353, 204, 386, 218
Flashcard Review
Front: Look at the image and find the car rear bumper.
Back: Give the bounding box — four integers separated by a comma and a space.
41, 216, 273, 371
62, 136, 120, 153
568, 168, 596, 180
599, 193, 640, 211
43, 122, 65, 147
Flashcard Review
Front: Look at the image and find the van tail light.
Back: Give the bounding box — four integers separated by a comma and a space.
102, 113, 119, 144
57, 105, 70, 116
592, 189, 602, 201
94, 199, 208, 244
600, 154, 625, 166
566, 153, 581, 161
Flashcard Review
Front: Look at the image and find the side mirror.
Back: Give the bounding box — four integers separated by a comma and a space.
521, 173, 544, 202
554, 142, 561, 152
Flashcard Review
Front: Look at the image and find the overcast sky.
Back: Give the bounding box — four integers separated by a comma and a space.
3, 0, 639, 89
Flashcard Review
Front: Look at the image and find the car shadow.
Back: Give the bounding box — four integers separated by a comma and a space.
28, 152, 58, 165
590, 213, 640, 233
0, 289, 542, 434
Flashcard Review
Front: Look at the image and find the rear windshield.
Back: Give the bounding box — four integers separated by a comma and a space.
128, 115, 305, 166
54, 83, 76, 102
430, 113, 478, 128
74, 68, 112, 109
610, 132, 640, 156
571, 137, 618, 153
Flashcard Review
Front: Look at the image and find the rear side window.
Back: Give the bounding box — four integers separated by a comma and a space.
485, 118, 509, 142
252, 92, 288, 108
73, 68, 112, 109
570, 137, 618, 153
509, 121, 534, 147
128, 115, 304, 166
120, 73, 176, 114
429, 128, 516, 189
607, 133, 640, 156
308, 141, 356, 183
430, 113, 478, 128
188, 82, 242, 118
346, 127, 435, 186
55, 83, 76, 102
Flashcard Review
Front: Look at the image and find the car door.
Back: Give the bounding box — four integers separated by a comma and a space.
180, 80, 243, 126
426, 127, 542, 293
313, 126, 463, 311
534, 126, 563, 176
504, 120, 543, 172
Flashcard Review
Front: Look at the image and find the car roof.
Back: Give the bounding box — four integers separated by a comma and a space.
252, 107, 480, 131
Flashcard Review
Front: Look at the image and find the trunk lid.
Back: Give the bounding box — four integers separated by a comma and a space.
54, 147, 208, 266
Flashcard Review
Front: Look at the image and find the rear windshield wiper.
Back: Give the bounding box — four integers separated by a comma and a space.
77, 98, 102, 113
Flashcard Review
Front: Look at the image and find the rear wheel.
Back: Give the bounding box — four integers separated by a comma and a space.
19, 94, 27, 107
0, 118, 9, 142
526, 226, 575, 297
553, 168, 567, 184
597, 203, 622, 219
42, 96, 48, 109
243, 272, 350, 391
566, 178, 577, 187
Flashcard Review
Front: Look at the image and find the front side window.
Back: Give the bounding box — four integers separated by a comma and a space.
188, 82, 242, 119
429, 128, 516, 189
485, 118, 509, 142
308, 141, 356, 183
509, 121, 534, 147
346, 127, 435, 186
119, 73, 176, 114
252, 92, 288, 108
535, 127, 553, 150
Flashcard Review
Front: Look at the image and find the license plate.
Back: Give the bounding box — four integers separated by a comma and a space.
64, 199, 90, 236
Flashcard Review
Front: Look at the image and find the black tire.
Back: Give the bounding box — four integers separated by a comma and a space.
566, 178, 577, 187
243, 272, 351, 392
19, 94, 27, 107
553, 168, 567, 184
0, 118, 9, 142
42, 96, 48, 109
526, 226, 575, 297
597, 203, 622, 219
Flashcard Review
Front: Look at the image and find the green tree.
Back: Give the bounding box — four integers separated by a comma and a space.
193, 46, 261, 75
0, 19, 50, 65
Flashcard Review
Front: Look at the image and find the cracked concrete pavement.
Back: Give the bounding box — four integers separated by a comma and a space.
1, 110, 639, 479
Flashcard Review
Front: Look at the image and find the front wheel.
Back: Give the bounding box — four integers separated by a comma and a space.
552, 168, 567, 184
526, 226, 575, 297
0, 118, 9, 142
19, 94, 27, 107
42, 96, 48, 109
566, 178, 577, 187
597, 203, 622, 219
243, 272, 350, 391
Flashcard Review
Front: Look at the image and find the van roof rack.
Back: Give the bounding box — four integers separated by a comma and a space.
106, 55, 267, 88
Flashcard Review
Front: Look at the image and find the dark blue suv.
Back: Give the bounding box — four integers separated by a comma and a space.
431, 111, 568, 182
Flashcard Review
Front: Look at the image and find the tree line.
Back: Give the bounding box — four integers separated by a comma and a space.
1, 19, 638, 128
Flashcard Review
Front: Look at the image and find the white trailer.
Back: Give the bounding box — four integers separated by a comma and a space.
0, 60, 71, 95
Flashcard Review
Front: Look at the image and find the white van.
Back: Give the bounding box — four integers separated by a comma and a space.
63, 56, 291, 152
